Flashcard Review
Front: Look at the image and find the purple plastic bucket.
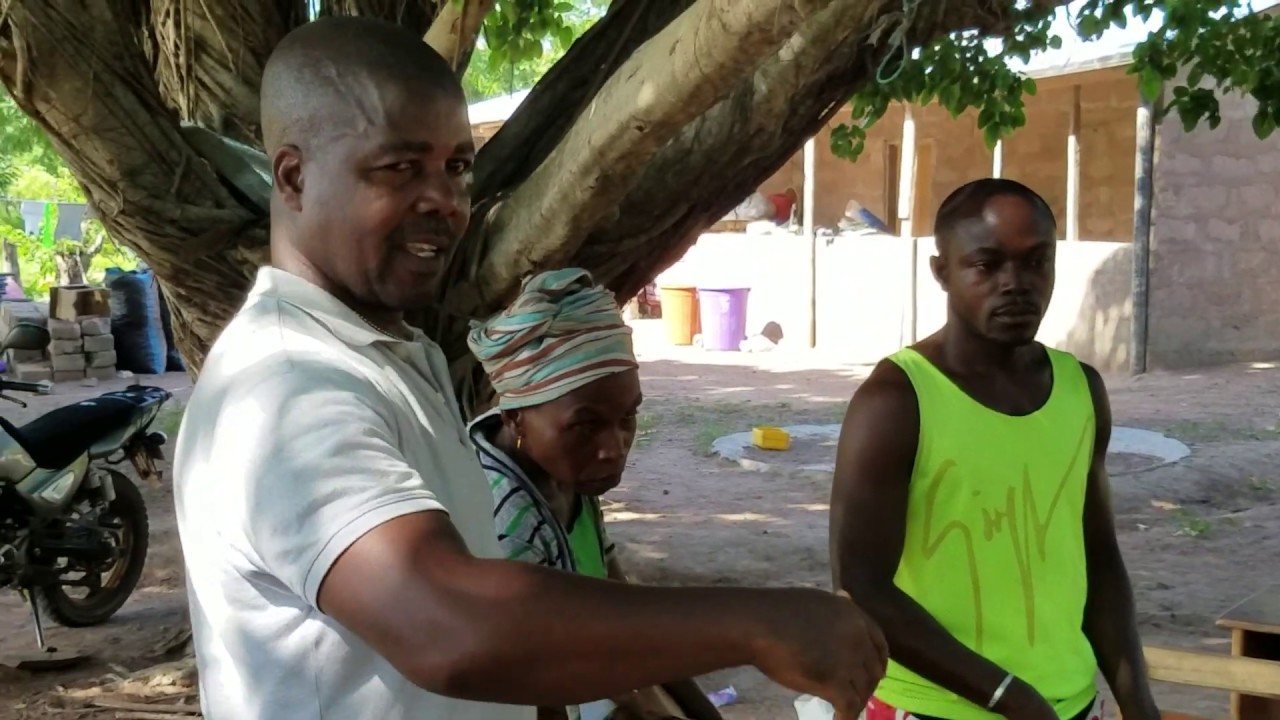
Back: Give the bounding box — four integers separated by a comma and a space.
697, 288, 750, 351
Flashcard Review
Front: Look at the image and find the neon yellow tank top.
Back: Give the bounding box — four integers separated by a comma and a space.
874, 347, 1098, 720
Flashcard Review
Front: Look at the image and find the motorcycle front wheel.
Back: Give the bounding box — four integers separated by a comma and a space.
34, 469, 150, 628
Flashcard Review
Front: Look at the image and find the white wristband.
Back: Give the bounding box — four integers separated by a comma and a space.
987, 673, 1015, 710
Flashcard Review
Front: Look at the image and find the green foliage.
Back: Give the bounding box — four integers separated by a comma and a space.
0, 91, 62, 182
463, 0, 605, 101
0, 200, 135, 301
833, 0, 1280, 161
8, 165, 85, 203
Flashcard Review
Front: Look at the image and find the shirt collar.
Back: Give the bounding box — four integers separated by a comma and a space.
249, 266, 424, 347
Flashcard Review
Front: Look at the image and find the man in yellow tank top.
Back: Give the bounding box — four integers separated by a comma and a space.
829, 179, 1160, 720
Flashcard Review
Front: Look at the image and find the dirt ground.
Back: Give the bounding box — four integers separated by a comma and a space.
3, 320, 1280, 719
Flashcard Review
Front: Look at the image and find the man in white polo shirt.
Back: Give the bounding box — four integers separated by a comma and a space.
174, 15, 888, 720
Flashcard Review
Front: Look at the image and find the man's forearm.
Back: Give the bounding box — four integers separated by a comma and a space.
1084, 558, 1159, 720
852, 585, 1010, 709
421, 557, 767, 706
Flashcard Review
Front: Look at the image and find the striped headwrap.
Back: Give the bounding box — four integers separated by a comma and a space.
467, 268, 638, 410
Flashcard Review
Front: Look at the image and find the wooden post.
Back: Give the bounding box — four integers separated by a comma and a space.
803, 137, 817, 349
1066, 84, 1082, 241
1131, 88, 1158, 375
896, 106, 920, 343
992, 139, 1003, 178
897, 106, 917, 239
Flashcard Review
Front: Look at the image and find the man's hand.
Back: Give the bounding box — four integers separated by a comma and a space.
751, 590, 888, 718
993, 678, 1059, 720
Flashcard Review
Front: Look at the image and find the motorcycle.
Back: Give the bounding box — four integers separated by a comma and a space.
0, 321, 171, 654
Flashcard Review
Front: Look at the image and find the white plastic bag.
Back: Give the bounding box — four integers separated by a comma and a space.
794, 694, 836, 720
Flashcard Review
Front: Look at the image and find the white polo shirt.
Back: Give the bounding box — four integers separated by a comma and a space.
173, 267, 531, 720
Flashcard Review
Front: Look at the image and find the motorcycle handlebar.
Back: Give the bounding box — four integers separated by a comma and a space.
0, 379, 52, 395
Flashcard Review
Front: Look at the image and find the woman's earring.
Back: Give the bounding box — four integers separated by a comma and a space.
516, 435, 523, 450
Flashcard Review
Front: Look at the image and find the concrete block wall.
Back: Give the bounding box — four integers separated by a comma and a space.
1148, 87, 1280, 369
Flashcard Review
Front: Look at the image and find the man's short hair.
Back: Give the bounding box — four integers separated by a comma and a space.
934, 178, 1056, 253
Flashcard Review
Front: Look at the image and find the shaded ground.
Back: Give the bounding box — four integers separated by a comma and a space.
3, 324, 1280, 719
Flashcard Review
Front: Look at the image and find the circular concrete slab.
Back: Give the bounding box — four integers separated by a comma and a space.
712, 424, 1190, 478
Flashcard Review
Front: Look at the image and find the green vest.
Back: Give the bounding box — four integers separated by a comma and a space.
874, 347, 1098, 720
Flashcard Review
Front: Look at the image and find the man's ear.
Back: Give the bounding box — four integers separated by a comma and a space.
930, 254, 949, 291
272, 145, 304, 212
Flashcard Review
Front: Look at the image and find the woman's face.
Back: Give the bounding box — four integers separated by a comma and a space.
505, 369, 642, 497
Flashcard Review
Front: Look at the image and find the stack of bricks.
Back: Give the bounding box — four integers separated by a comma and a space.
48, 316, 117, 384
46, 285, 116, 385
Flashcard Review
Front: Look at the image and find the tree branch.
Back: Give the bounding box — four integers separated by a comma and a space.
471, 0, 695, 201
0, 1, 264, 371
424, 0, 493, 73
583, 0, 1065, 300
469, 0, 843, 310
146, 0, 307, 147
316, 0, 436, 36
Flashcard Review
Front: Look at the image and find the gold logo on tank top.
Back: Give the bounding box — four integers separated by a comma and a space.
918, 418, 1093, 652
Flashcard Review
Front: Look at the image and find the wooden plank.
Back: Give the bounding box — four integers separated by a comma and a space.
1218, 583, 1280, 635
1144, 646, 1280, 698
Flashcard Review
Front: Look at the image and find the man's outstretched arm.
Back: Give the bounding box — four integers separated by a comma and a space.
829, 361, 1054, 720
243, 373, 892, 714
1079, 364, 1160, 720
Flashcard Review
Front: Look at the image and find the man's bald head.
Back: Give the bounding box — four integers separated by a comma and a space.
261, 16, 464, 156
262, 15, 476, 325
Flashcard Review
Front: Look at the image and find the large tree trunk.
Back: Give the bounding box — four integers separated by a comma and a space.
0, 0, 1037, 417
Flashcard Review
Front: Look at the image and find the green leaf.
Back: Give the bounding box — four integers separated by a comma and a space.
1139, 68, 1163, 102
1022, 77, 1038, 97
1048, 35, 1063, 50
1078, 14, 1104, 37
555, 25, 575, 49
982, 124, 1001, 150
1253, 111, 1276, 139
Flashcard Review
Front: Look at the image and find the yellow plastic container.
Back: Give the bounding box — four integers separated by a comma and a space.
752, 426, 791, 451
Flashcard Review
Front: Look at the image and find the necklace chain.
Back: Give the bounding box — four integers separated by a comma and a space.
354, 311, 412, 341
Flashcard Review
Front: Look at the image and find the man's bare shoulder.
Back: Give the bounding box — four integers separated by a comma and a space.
848, 358, 918, 417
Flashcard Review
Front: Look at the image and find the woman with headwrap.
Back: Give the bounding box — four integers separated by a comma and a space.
468, 268, 723, 720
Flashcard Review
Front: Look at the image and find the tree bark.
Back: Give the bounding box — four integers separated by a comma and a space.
424, 0, 494, 72
0, 1, 264, 372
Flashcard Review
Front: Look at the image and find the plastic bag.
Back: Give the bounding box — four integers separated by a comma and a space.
105, 267, 168, 375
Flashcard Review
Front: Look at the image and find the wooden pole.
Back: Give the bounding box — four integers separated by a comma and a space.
1131, 90, 1158, 375
897, 106, 917, 239
1066, 84, 1082, 241
897, 106, 920, 342
803, 137, 817, 349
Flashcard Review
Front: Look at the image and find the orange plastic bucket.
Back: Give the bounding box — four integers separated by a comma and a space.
659, 286, 699, 346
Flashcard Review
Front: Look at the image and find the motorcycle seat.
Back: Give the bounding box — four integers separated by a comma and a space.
0, 385, 171, 470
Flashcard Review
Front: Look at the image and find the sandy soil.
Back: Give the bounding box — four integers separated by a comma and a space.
3, 322, 1279, 719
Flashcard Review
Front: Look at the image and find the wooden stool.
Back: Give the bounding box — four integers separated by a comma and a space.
1143, 646, 1280, 720
1217, 583, 1280, 720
